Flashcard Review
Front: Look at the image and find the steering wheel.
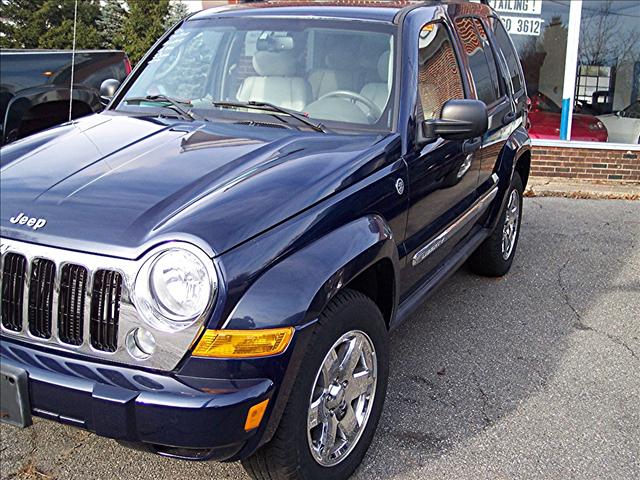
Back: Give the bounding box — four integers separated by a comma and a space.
317, 90, 382, 123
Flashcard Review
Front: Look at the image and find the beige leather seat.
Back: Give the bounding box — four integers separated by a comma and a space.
237, 50, 311, 111
360, 51, 391, 113
308, 51, 363, 100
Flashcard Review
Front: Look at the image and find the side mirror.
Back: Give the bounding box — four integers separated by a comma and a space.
420, 99, 488, 144
100, 78, 121, 104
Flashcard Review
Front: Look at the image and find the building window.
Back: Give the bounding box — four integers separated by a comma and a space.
577, 0, 640, 144
490, 0, 640, 145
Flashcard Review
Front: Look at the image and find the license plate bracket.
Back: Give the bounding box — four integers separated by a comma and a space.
0, 364, 32, 428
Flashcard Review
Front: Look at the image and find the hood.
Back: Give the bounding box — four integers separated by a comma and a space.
1, 114, 396, 258
571, 113, 603, 129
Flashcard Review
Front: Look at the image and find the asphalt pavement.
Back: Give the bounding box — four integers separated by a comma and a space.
1, 197, 639, 480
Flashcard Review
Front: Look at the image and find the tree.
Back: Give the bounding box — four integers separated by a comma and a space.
0, 0, 102, 49
121, 0, 170, 64
98, 0, 127, 50
164, 1, 190, 30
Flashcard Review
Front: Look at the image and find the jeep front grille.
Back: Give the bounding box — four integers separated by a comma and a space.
1, 254, 121, 350
1, 253, 27, 332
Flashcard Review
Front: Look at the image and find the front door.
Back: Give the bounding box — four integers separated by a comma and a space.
401, 21, 482, 297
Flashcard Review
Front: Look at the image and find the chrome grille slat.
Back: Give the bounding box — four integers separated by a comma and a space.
90, 270, 122, 352
58, 264, 88, 346
1, 253, 27, 332
27, 258, 56, 338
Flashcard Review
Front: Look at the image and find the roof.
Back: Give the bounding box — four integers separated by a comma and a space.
190, 1, 442, 23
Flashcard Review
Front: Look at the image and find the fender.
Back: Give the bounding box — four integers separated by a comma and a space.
220, 214, 399, 457
486, 125, 531, 229
2, 84, 101, 143
224, 214, 400, 331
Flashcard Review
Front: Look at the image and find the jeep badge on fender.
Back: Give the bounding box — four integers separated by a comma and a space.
0, 2, 530, 480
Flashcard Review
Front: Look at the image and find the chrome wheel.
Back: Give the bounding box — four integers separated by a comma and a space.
307, 330, 377, 467
502, 189, 520, 260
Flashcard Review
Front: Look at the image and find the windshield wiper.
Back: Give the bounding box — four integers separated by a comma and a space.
213, 101, 328, 133
123, 95, 200, 121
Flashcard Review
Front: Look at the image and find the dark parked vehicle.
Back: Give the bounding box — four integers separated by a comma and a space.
0, 49, 131, 145
0, 2, 530, 479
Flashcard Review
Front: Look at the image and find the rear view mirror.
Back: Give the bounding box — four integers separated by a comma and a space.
421, 99, 488, 142
100, 78, 121, 104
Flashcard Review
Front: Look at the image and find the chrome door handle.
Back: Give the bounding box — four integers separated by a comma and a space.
457, 154, 473, 179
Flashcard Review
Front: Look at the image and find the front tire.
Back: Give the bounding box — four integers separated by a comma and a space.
242, 289, 389, 480
468, 172, 524, 277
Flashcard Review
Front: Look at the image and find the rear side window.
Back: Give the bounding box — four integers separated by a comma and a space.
472, 19, 503, 97
454, 17, 499, 105
416, 22, 465, 121
490, 17, 523, 93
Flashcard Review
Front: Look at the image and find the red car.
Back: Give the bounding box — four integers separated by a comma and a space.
528, 93, 608, 142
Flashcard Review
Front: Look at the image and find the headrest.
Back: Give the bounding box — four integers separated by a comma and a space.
252, 50, 297, 77
378, 51, 390, 82
325, 51, 353, 70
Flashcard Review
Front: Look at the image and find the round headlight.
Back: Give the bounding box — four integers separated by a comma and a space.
135, 244, 216, 332
149, 249, 211, 320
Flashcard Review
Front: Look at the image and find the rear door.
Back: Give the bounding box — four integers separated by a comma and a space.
453, 17, 513, 190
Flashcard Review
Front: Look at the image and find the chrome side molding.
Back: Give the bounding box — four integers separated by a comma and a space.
412, 174, 499, 267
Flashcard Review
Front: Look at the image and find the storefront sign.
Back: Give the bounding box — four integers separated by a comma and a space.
489, 0, 542, 15
501, 15, 544, 36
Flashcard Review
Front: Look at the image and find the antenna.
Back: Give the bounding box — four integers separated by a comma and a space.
68, 0, 78, 122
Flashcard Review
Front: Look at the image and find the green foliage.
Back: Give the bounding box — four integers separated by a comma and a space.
0, 0, 102, 49
121, 0, 171, 64
98, 0, 127, 50
164, 1, 190, 30
0, 0, 190, 64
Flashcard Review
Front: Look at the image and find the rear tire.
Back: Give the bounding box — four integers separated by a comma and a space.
242, 289, 389, 480
468, 172, 524, 277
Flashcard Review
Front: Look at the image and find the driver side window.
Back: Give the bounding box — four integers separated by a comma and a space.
417, 22, 465, 121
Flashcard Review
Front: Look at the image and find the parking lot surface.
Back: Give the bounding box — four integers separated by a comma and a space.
1, 197, 639, 480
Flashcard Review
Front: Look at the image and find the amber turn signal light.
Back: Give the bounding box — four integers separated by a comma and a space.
245, 399, 269, 431
192, 328, 294, 358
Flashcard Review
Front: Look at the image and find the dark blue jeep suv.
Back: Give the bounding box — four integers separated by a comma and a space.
0, 1, 531, 479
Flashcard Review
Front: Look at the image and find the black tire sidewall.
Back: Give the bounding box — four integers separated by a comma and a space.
467, 171, 525, 277
500, 173, 524, 268
283, 292, 389, 480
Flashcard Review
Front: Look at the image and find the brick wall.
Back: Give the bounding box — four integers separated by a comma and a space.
531, 146, 640, 183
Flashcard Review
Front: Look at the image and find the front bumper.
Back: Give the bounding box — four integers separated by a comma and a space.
0, 338, 273, 461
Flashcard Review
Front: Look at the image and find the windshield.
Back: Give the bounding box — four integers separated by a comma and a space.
115, 17, 396, 132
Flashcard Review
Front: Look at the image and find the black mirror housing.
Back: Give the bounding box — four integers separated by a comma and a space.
100, 78, 121, 100
420, 99, 488, 143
